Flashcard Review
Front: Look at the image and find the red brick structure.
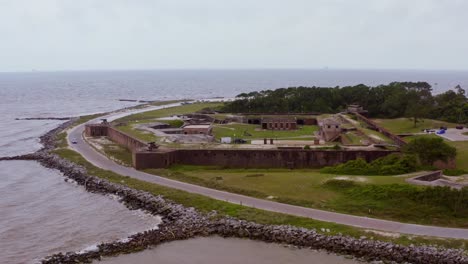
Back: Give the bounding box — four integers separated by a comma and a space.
182, 125, 212, 135
85, 124, 108, 136
85, 124, 147, 152
261, 118, 297, 130
133, 148, 397, 170
319, 118, 342, 142
85, 123, 400, 170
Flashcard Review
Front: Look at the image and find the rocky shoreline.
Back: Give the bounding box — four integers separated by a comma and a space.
2, 116, 467, 264
15, 117, 73, 121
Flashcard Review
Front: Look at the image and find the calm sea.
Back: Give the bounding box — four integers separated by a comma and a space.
0, 69, 467, 263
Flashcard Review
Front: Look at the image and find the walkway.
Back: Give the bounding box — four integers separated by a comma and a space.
68, 104, 468, 239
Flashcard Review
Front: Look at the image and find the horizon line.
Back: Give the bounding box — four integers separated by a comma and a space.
1, 67, 468, 74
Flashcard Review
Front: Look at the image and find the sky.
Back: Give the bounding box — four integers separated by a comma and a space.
0, 0, 467, 72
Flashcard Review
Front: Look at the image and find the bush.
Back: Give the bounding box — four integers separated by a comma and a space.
323, 179, 357, 189
403, 137, 456, 165
321, 154, 419, 176
443, 169, 468, 176
344, 184, 468, 216
304, 145, 311, 150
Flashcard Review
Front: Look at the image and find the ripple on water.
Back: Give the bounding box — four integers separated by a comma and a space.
0, 160, 161, 264
96, 236, 363, 264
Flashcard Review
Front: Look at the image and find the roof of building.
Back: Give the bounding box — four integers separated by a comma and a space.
261, 118, 296, 123
183, 125, 212, 129
320, 118, 341, 126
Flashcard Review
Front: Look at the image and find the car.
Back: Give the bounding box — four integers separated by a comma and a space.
440, 126, 447, 130
436, 130, 445, 135
71, 138, 78, 144
233, 138, 247, 144
456, 125, 464, 130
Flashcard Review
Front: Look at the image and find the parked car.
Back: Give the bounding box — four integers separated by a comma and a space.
440, 126, 447, 130
436, 130, 445, 135
71, 138, 78, 144
456, 125, 464, 129
233, 138, 247, 144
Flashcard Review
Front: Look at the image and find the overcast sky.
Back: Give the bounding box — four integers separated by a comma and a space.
1, 0, 467, 72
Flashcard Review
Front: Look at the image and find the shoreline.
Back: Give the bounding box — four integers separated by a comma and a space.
2, 103, 467, 264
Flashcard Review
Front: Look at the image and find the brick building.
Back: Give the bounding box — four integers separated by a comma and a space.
182, 124, 212, 135
261, 118, 297, 130
319, 118, 342, 142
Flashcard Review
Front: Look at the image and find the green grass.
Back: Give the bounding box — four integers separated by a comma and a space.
112, 102, 223, 142
101, 143, 133, 166
374, 118, 457, 134
114, 102, 223, 124
154, 119, 184, 128
140, 165, 468, 227
93, 133, 467, 228
212, 123, 318, 140
115, 125, 159, 142
52, 148, 468, 250
341, 131, 364, 145
447, 141, 468, 171
56, 132, 68, 148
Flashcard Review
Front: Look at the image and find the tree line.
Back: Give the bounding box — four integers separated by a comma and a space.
221, 82, 468, 124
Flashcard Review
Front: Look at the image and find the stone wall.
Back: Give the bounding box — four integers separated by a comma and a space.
86, 124, 398, 171
414, 171, 443, 181
134, 149, 397, 170
85, 124, 147, 153
85, 124, 108, 137
353, 113, 407, 146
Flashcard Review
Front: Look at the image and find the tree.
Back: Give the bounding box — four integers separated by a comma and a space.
403, 137, 457, 165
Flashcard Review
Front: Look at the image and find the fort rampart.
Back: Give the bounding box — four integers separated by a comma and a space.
85, 124, 147, 152
86, 124, 397, 170
133, 149, 397, 170
353, 113, 407, 146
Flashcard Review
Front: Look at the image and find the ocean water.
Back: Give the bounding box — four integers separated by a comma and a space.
97, 236, 362, 264
0, 69, 467, 263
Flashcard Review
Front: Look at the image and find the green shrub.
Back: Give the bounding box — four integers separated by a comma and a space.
329, 183, 468, 217
323, 179, 357, 189
321, 154, 419, 176
304, 145, 311, 150
443, 169, 468, 176
403, 137, 457, 165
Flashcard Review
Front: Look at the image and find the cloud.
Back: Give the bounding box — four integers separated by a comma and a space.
0, 0, 467, 71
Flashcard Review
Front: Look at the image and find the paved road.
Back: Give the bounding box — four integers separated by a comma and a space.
68, 104, 468, 239
437, 128, 468, 141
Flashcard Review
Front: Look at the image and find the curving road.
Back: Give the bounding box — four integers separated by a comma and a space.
68, 103, 468, 240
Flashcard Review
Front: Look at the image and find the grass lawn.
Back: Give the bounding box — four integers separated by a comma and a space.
114, 102, 223, 123
112, 102, 223, 142
374, 118, 458, 134
447, 141, 468, 171
341, 131, 365, 145
212, 123, 318, 140
93, 131, 468, 228
141, 165, 468, 227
